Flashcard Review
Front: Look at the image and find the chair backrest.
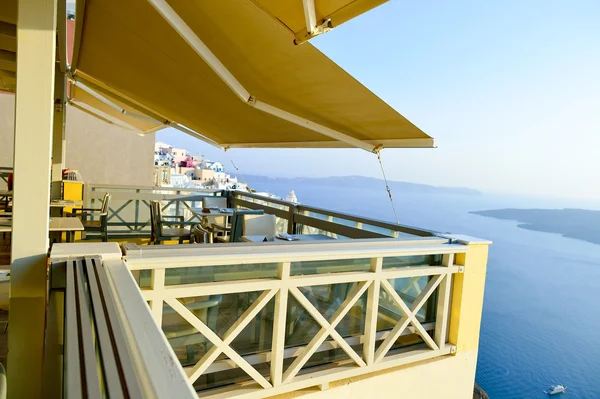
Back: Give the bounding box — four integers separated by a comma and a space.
202, 197, 227, 209
202, 197, 228, 228
228, 210, 264, 242
243, 214, 277, 237
100, 193, 110, 224
150, 201, 160, 240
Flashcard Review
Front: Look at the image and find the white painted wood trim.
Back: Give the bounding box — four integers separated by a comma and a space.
165, 298, 272, 389
104, 260, 196, 398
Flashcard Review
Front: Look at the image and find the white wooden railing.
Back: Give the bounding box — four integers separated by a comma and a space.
121, 237, 467, 398
84, 183, 223, 237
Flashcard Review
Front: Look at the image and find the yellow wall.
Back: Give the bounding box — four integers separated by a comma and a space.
449, 242, 489, 353
273, 350, 479, 399
0, 93, 156, 186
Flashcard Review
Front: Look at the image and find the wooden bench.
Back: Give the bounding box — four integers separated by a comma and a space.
47, 256, 144, 398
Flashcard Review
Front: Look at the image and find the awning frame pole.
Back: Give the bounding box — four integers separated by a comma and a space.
145, 0, 378, 153
251, 100, 377, 152
67, 100, 144, 133
72, 80, 224, 149
302, 0, 317, 34
72, 80, 159, 124
145, 0, 250, 103
168, 123, 224, 150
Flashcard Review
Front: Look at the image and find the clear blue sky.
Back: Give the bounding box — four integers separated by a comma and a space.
157, 0, 600, 199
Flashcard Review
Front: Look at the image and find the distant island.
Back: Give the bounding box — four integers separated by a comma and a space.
243, 175, 482, 196
471, 208, 600, 245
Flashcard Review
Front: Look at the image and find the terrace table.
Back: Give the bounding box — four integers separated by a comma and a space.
50, 200, 83, 208
189, 207, 237, 218
241, 234, 335, 243
50, 199, 83, 217
0, 217, 84, 242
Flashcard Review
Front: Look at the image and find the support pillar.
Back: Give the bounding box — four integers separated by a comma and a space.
8, 0, 58, 397
51, 63, 66, 195
447, 236, 491, 353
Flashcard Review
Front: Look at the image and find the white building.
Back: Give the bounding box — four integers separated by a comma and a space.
168, 173, 191, 188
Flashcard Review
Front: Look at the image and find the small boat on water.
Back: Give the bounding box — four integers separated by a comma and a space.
546, 385, 567, 395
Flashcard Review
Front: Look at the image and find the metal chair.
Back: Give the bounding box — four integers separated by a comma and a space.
214, 209, 264, 243
150, 200, 194, 244
69, 192, 111, 242
201, 197, 228, 239
242, 214, 277, 236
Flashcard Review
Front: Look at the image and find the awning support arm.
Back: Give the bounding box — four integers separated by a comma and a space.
145, 0, 378, 153
67, 100, 143, 133
70, 79, 224, 149
302, 0, 317, 34
72, 80, 160, 124
299, 0, 333, 42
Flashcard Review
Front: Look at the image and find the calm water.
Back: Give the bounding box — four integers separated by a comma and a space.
245, 177, 600, 399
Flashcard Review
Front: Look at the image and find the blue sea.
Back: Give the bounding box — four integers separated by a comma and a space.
244, 177, 600, 399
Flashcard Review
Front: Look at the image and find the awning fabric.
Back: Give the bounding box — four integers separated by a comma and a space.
250, 0, 388, 44
73, 0, 433, 150
69, 82, 163, 133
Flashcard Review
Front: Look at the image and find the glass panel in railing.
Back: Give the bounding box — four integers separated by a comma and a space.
382, 254, 442, 269
164, 291, 275, 392
380, 276, 437, 323
291, 258, 370, 276
374, 276, 438, 355
286, 283, 368, 373
300, 209, 329, 221
164, 263, 278, 285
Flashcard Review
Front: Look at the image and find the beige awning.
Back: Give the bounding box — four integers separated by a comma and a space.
250, 0, 388, 44
69, 81, 164, 134
72, 0, 433, 152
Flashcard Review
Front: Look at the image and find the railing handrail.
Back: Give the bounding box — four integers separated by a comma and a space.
87, 183, 223, 194
233, 190, 294, 207
233, 191, 438, 238
124, 238, 465, 269
297, 203, 438, 236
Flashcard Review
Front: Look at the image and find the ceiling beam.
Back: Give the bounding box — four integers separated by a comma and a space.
0, 69, 16, 92
0, 49, 16, 72
0, 22, 17, 53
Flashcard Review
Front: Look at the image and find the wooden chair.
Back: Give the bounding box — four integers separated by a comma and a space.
69, 192, 111, 242
150, 200, 194, 244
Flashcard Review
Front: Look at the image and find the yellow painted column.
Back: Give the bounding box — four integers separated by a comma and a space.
8, 0, 58, 397
447, 236, 491, 353
51, 63, 67, 186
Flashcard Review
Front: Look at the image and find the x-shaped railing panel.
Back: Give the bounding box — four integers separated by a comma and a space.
165, 289, 277, 388
374, 274, 443, 362
282, 281, 370, 383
